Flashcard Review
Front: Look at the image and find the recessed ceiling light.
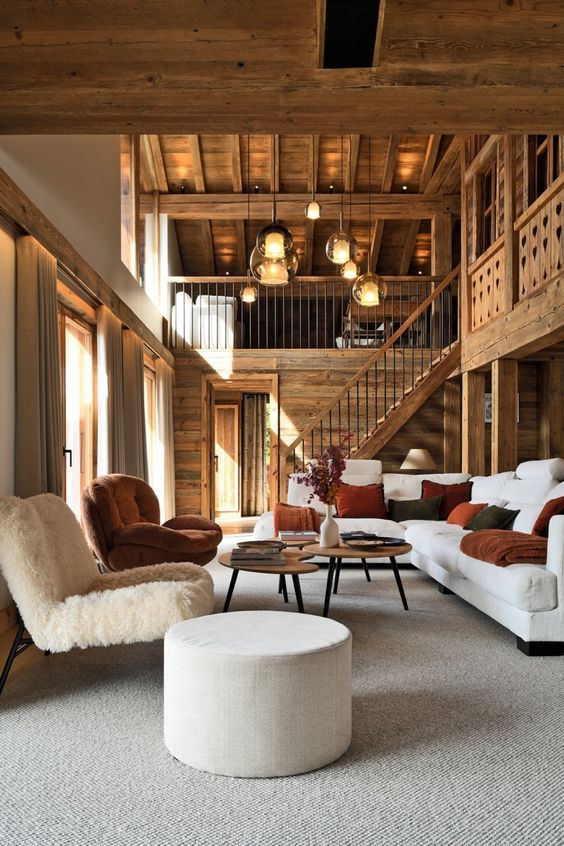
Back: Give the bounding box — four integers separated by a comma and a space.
329, 184, 335, 192
418, 270, 422, 275
226, 271, 230, 276
402, 185, 408, 191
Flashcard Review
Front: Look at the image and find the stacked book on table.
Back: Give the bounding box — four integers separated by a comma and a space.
231, 542, 286, 566
279, 531, 318, 543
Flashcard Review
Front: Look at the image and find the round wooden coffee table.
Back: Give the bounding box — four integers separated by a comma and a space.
219, 549, 319, 614
303, 542, 412, 617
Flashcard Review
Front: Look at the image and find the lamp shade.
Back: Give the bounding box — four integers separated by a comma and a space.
400, 448, 436, 471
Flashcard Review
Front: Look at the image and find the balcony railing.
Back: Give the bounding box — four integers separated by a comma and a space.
169, 277, 450, 351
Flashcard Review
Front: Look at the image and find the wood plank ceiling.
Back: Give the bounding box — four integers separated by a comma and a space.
1, 1, 564, 133
140, 133, 461, 277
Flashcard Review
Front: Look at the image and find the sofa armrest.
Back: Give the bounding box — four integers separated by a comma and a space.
546, 516, 564, 582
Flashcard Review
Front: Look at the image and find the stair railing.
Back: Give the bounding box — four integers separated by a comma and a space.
281, 265, 461, 474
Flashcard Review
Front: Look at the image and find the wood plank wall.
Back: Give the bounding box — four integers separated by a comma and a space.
174, 349, 447, 515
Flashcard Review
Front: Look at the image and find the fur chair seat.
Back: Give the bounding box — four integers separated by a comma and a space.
0, 494, 215, 654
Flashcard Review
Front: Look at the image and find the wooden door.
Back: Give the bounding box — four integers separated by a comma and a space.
214, 404, 240, 515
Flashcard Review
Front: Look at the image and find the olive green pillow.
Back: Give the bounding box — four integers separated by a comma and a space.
465, 505, 520, 531
388, 496, 442, 523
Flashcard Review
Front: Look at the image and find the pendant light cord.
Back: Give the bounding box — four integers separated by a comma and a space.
368, 134, 372, 271
247, 133, 251, 277
340, 134, 344, 231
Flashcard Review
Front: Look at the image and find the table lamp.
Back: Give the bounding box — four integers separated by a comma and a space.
400, 448, 436, 472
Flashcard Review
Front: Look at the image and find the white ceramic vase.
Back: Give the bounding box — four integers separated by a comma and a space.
319, 502, 340, 548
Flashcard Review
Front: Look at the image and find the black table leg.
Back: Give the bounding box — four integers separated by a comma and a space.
333, 559, 342, 594
323, 557, 338, 617
291, 574, 305, 613
361, 557, 372, 582
279, 574, 289, 603
222, 569, 239, 612
390, 556, 409, 610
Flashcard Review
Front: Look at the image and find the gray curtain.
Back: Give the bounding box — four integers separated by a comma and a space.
15, 236, 63, 497
122, 330, 148, 480
241, 393, 267, 517
96, 306, 126, 475
156, 358, 176, 520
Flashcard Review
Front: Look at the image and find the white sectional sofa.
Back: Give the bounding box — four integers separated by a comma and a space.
253, 457, 564, 654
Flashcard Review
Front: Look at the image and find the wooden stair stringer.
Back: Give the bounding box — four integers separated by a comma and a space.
350, 344, 461, 459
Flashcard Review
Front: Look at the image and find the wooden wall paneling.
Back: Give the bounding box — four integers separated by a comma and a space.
539, 360, 564, 459
462, 370, 485, 476
443, 378, 462, 472
491, 358, 518, 473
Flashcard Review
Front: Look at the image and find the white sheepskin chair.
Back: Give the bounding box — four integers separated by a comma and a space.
0, 494, 214, 654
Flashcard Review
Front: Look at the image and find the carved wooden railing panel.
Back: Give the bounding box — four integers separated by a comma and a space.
281, 266, 460, 473
468, 239, 505, 331
516, 178, 564, 301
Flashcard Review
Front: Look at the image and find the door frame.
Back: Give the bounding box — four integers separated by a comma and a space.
214, 401, 241, 517
200, 373, 279, 520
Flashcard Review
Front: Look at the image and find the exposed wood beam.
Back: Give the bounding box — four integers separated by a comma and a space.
371, 134, 400, 269
229, 135, 243, 193
425, 136, 464, 194
316, 0, 326, 69
539, 361, 564, 459
201, 220, 215, 276
462, 371, 486, 476
143, 193, 459, 220
345, 134, 361, 193
491, 359, 518, 473
140, 134, 169, 193
372, 0, 387, 67
0, 166, 174, 366
464, 134, 502, 184
188, 135, 206, 192
399, 134, 443, 274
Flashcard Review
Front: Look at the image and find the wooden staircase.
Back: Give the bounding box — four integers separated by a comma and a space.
281, 265, 461, 473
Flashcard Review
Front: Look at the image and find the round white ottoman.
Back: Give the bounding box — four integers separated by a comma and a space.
164, 610, 352, 778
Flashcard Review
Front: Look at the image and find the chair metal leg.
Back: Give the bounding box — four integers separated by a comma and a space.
0, 617, 34, 697
291, 574, 305, 613
323, 558, 337, 617
361, 557, 371, 582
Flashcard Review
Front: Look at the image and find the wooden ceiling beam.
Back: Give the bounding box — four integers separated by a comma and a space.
271, 134, 280, 194
229, 135, 243, 193
372, 0, 387, 67
316, 0, 326, 69
188, 134, 206, 193
144, 192, 458, 219
140, 134, 169, 193
345, 135, 361, 193
201, 220, 216, 276
370, 134, 400, 269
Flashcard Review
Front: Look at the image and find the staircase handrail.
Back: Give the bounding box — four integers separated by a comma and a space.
281, 264, 460, 459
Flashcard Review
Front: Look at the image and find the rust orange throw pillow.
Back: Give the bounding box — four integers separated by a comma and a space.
422, 480, 472, 520
447, 502, 487, 528
336, 483, 388, 519
532, 496, 564, 537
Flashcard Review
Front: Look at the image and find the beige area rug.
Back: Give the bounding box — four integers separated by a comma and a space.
1, 536, 563, 846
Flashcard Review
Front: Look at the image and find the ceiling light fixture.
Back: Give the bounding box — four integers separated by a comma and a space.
305, 134, 322, 220
341, 133, 358, 281
327, 135, 358, 266
240, 134, 258, 304
352, 135, 387, 308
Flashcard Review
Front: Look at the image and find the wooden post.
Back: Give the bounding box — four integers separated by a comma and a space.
491, 359, 518, 473
462, 371, 485, 476
443, 379, 462, 472
431, 212, 452, 348
460, 143, 470, 341
539, 360, 564, 458
503, 135, 519, 313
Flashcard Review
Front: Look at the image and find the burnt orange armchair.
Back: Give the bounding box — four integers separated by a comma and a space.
81, 474, 222, 572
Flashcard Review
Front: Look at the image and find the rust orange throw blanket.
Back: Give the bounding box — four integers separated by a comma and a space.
273, 502, 322, 536
460, 530, 548, 567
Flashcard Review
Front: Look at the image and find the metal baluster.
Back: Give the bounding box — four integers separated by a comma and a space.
383, 351, 387, 417
320, 419, 323, 455
365, 371, 369, 438
374, 361, 378, 425
356, 380, 360, 448
338, 400, 342, 439
315, 282, 319, 349
266, 286, 269, 350
347, 390, 351, 439
329, 409, 333, 444
299, 286, 303, 350
302, 441, 305, 474
392, 281, 396, 407
282, 282, 286, 349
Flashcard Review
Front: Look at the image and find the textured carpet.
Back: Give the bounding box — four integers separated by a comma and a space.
1, 537, 564, 846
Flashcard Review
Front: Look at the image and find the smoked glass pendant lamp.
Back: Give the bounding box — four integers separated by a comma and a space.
250, 246, 298, 286
351, 135, 387, 308
326, 210, 358, 265
240, 271, 257, 303
341, 259, 359, 280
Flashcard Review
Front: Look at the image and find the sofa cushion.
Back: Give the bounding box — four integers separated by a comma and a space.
512, 505, 543, 534
336, 483, 388, 519
340, 472, 382, 487
447, 502, 487, 527
469, 471, 515, 504
500, 477, 558, 505
516, 458, 564, 482
388, 496, 441, 522
403, 522, 467, 576
382, 472, 470, 502
422, 480, 472, 519
543, 481, 564, 503
457, 554, 557, 612
466, 505, 520, 531
532, 496, 564, 538
343, 459, 383, 476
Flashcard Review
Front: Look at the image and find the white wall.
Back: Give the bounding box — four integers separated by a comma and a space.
0, 135, 162, 339
0, 219, 16, 608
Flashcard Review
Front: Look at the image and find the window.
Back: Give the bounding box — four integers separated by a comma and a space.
60, 313, 95, 517
120, 134, 139, 280
143, 356, 158, 491
479, 161, 498, 253
526, 134, 563, 206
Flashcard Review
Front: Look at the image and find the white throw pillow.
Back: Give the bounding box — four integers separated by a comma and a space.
502, 477, 557, 505
543, 481, 564, 503
516, 458, 564, 482
343, 459, 383, 476
469, 471, 515, 502
341, 472, 382, 487
512, 505, 543, 534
